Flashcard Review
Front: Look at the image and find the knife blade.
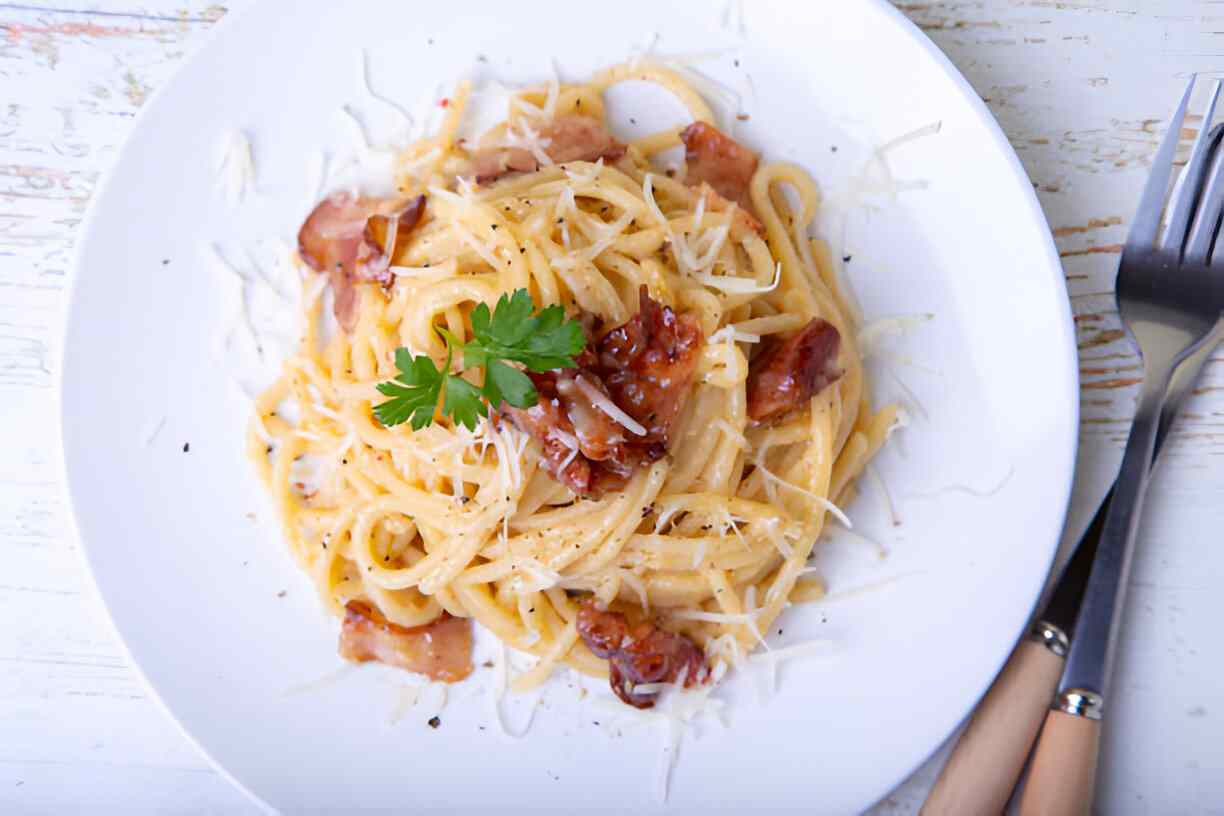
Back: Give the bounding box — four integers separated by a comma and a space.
1033, 324, 1219, 652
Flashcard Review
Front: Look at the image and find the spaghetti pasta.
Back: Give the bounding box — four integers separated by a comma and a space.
249, 60, 896, 706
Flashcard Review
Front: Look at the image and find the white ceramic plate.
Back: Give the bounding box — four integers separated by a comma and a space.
60, 1, 1078, 813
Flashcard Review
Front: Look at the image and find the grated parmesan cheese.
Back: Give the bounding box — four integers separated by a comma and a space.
742, 585, 766, 648
555, 184, 577, 220
694, 261, 781, 295
857, 313, 933, 359
360, 48, 414, 133
498, 120, 554, 167
517, 558, 562, 592
888, 407, 912, 439
704, 633, 744, 670
566, 376, 648, 437
652, 503, 682, 534
708, 326, 761, 346
388, 265, 451, 282
669, 608, 760, 625
488, 641, 537, 739
210, 243, 264, 362
563, 158, 603, 185
216, 130, 256, 203
340, 105, 376, 154
618, 570, 650, 612
140, 415, 168, 448
832, 120, 942, 212
764, 522, 794, 559
867, 462, 901, 528
720, 0, 747, 38
580, 211, 635, 261
752, 458, 852, 528
658, 60, 742, 135
904, 465, 1016, 501
889, 370, 930, 422
825, 521, 889, 560
749, 638, 837, 695
629, 31, 661, 72
597, 680, 728, 803
543, 68, 560, 119
452, 221, 505, 270
818, 571, 921, 604
877, 120, 944, 155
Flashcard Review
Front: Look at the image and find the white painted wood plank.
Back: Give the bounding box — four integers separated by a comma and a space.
0, 1, 1219, 813
0, 4, 250, 811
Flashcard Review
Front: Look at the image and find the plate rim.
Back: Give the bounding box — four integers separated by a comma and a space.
856, 2, 1080, 809
56, 1, 1081, 811
55, 2, 275, 812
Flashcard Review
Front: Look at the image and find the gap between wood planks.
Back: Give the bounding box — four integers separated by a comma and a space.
0, 3, 226, 26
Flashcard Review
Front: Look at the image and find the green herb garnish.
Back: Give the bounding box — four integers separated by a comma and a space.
373, 289, 586, 431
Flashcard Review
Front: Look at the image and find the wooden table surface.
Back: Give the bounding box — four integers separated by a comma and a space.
2, 2, 1222, 813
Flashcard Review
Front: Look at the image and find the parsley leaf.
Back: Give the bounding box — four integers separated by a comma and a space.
373, 349, 445, 430
465, 290, 586, 372
443, 375, 487, 431
373, 289, 585, 429
483, 359, 538, 410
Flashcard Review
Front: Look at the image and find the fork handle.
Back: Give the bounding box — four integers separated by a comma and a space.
1018, 709, 1100, 816
921, 629, 1066, 816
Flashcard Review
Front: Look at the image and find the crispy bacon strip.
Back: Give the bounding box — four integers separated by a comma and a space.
498, 287, 702, 496
576, 602, 707, 709
746, 318, 844, 423
297, 193, 426, 330
338, 601, 473, 683
595, 288, 704, 445
680, 122, 758, 210
469, 115, 626, 184
498, 362, 632, 496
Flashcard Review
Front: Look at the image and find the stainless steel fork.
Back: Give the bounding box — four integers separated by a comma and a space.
1019, 77, 1224, 814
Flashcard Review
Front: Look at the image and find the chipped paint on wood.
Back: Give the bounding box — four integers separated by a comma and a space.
1052, 215, 1124, 236
1060, 242, 1125, 257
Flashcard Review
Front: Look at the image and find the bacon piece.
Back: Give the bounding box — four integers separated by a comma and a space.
468, 147, 538, 186
498, 363, 631, 496
297, 193, 426, 330
594, 286, 703, 446
498, 288, 702, 497
541, 115, 626, 163
338, 601, 473, 683
499, 358, 639, 496
680, 122, 759, 211
696, 182, 766, 238
746, 318, 844, 423
469, 115, 626, 184
576, 602, 707, 709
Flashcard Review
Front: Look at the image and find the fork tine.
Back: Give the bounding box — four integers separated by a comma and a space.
1128, 77, 1196, 251
1185, 133, 1224, 265
1163, 80, 1222, 250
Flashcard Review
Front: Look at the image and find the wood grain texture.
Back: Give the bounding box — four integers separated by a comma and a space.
1019, 710, 1101, 816
922, 639, 1066, 816
0, 1, 1221, 813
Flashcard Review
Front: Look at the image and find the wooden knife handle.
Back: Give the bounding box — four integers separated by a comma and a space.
922, 628, 1067, 816
1017, 707, 1100, 816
